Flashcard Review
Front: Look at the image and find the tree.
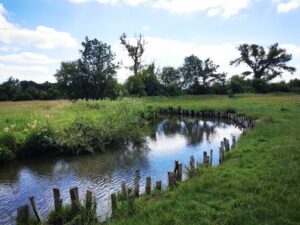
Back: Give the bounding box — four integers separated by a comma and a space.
179, 55, 221, 92
160, 66, 180, 85
55, 37, 118, 99
125, 76, 146, 97
140, 63, 163, 96
230, 43, 296, 81
120, 33, 146, 76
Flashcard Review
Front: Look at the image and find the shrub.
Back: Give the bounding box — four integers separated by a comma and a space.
0, 146, 13, 161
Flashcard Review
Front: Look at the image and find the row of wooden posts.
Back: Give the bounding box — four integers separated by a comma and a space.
16, 134, 237, 225
17, 107, 249, 224
158, 107, 255, 131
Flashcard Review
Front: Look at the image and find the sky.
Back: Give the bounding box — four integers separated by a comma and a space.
0, 0, 299, 83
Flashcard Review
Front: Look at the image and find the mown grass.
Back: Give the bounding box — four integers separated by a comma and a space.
105, 94, 300, 225
1, 94, 300, 224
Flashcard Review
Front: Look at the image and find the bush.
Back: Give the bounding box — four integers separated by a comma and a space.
21, 127, 56, 156
0, 146, 13, 161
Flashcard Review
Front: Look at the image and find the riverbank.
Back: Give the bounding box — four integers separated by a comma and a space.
0, 99, 154, 161
2, 94, 300, 224
107, 94, 300, 225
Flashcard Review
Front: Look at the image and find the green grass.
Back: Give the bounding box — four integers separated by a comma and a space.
105, 94, 300, 225
1, 94, 300, 224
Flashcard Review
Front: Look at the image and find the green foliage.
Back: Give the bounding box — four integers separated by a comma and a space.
0, 146, 13, 161
125, 76, 146, 97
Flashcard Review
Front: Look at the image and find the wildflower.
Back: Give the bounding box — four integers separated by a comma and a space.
24, 128, 28, 132
10, 124, 16, 129
3, 127, 9, 132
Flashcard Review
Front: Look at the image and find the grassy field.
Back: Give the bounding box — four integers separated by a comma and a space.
1, 94, 300, 224
106, 94, 300, 225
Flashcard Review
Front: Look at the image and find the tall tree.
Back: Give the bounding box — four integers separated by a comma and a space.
120, 33, 146, 76
55, 37, 118, 99
230, 43, 296, 81
160, 66, 180, 85
180, 55, 220, 90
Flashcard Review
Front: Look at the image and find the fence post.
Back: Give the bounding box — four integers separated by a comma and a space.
134, 170, 141, 198
29, 196, 44, 224
146, 176, 151, 195
168, 172, 176, 188
111, 193, 117, 217
210, 149, 213, 165
190, 156, 195, 171
70, 187, 80, 211
85, 190, 93, 209
53, 188, 62, 211
178, 163, 183, 181
17, 205, 30, 225
121, 180, 128, 200
156, 180, 162, 190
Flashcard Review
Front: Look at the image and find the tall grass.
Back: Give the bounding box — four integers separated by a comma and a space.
0, 99, 154, 160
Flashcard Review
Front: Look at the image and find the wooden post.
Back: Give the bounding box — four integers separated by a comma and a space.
174, 160, 179, 177
127, 189, 135, 214
156, 180, 162, 190
111, 193, 117, 217
53, 188, 62, 211
29, 196, 44, 224
203, 151, 207, 164
168, 172, 176, 188
190, 155, 195, 171
121, 180, 128, 200
210, 149, 213, 165
134, 170, 141, 198
232, 136, 236, 148
85, 190, 93, 209
178, 163, 183, 181
17, 205, 30, 225
70, 187, 80, 211
146, 177, 151, 195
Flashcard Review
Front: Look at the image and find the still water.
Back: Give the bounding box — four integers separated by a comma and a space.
0, 116, 242, 225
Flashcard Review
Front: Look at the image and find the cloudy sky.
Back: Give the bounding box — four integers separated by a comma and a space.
0, 0, 299, 83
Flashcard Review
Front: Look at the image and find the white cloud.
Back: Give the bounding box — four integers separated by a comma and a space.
274, 0, 300, 12
113, 36, 300, 83
68, 0, 252, 18
0, 3, 78, 49
0, 63, 56, 83
0, 52, 58, 64
143, 25, 151, 31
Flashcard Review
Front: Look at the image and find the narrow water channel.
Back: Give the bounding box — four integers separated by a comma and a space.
0, 116, 243, 225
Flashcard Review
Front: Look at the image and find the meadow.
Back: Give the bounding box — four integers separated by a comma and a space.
1, 94, 300, 225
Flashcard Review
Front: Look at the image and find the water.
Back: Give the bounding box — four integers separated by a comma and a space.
0, 116, 242, 225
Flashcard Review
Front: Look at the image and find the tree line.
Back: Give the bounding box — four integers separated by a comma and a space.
1, 34, 300, 101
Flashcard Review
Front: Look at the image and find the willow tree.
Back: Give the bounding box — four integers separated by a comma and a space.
230, 43, 296, 81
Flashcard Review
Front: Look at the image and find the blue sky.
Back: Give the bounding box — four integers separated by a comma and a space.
0, 0, 299, 83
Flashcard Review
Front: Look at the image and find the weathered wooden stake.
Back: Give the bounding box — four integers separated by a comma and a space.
178, 163, 183, 181
127, 189, 135, 213
168, 172, 176, 188
121, 180, 128, 200
146, 176, 151, 195
210, 149, 213, 165
111, 193, 117, 217
70, 187, 80, 211
134, 170, 141, 197
53, 188, 62, 211
174, 160, 179, 176
232, 136, 236, 148
203, 151, 207, 164
29, 196, 44, 224
85, 190, 93, 209
17, 205, 30, 225
156, 180, 162, 190
190, 155, 195, 171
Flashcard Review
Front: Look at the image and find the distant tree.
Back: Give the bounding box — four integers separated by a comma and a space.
125, 76, 146, 97
120, 33, 146, 76
179, 55, 221, 93
160, 66, 180, 85
140, 63, 163, 96
230, 43, 296, 81
55, 37, 118, 99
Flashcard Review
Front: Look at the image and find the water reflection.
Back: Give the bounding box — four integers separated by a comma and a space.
0, 116, 242, 225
